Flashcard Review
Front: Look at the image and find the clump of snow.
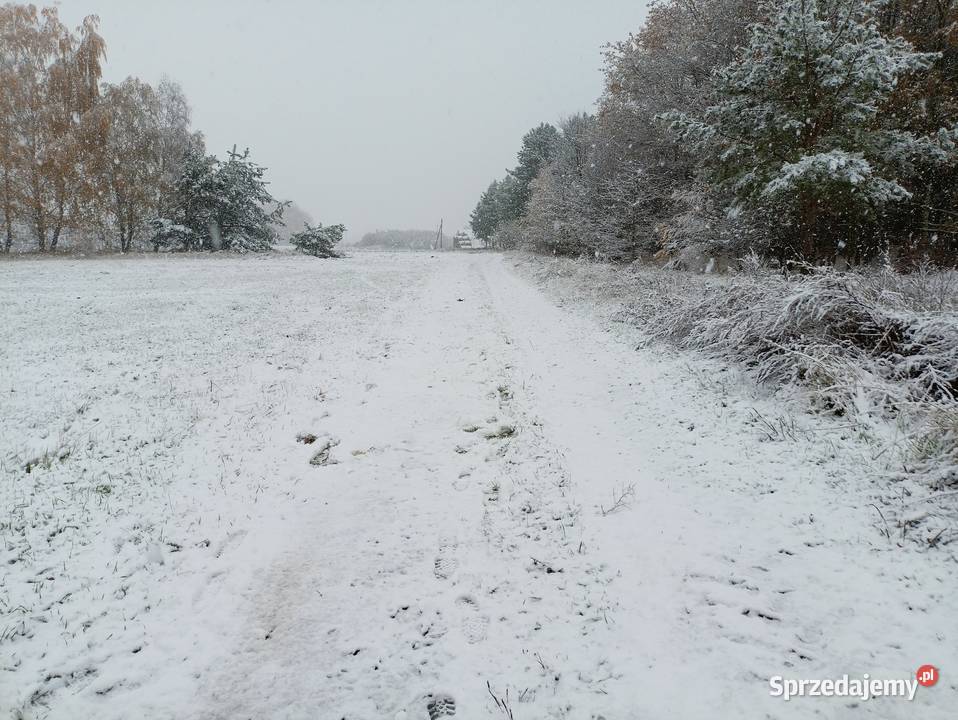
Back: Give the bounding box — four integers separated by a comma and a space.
761, 151, 910, 204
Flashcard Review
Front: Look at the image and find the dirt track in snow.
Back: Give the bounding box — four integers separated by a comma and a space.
1, 251, 954, 719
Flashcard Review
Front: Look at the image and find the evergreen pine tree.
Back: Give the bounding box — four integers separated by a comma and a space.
151, 147, 285, 251
470, 180, 502, 240
662, 0, 940, 261
508, 123, 560, 218
290, 222, 345, 257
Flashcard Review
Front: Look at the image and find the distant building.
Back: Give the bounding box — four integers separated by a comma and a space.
453, 231, 484, 250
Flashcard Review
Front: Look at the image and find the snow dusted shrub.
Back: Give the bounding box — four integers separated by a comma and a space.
290, 222, 345, 258
148, 218, 197, 251
655, 186, 727, 259
621, 266, 958, 504
640, 269, 957, 403
492, 221, 523, 251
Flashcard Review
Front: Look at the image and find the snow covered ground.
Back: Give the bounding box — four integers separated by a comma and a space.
1, 251, 955, 719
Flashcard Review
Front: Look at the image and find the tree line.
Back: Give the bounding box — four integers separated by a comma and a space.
0, 3, 339, 255
358, 229, 438, 250
471, 0, 958, 267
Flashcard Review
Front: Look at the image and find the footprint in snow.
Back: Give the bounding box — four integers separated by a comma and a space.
461, 612, 489, 644
426, 693, 456, 718
456, 594, 490, 644
434, 550, 459, 580
451, 469, 472, 491
482, 424, 515, 440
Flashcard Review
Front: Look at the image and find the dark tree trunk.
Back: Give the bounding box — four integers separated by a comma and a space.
2, 166, 12, 253
121, 224, 135, 253
34, 210, 46, 252
125, 207, 137, 252
798, 192, 820, 263
48, 194, 66, 252
2, 207, 11, 254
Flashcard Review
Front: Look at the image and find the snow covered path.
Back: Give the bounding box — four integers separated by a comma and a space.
2, 252, 954, 719
194, 254, 955, 719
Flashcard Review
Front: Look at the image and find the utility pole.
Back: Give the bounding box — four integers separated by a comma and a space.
436, 218, 444, 251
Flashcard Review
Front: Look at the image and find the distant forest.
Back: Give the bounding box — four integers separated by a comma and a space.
358, 230, 436, 250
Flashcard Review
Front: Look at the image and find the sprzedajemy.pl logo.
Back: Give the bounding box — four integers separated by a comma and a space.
769, 665, 939, 702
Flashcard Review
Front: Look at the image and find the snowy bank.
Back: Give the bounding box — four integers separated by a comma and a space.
513, 254, 958, 548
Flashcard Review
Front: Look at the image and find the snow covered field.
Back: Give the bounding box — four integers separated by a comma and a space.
1, 251, 955, 719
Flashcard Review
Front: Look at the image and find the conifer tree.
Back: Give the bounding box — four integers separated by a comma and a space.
507, 123, 560, 218
470, 180, 502, 241
662, 0, 940, 261
290, 222, 345, 257
151, 147, 285, 252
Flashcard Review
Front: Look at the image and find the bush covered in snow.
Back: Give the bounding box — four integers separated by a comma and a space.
631, 267, 957, 474
290, 222, 345, 258
686, 274, 954, 524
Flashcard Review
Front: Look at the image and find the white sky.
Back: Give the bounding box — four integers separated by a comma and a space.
53, 0, 650, 240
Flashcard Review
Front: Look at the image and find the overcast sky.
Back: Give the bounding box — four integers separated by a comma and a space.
54, 0, 650, 241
